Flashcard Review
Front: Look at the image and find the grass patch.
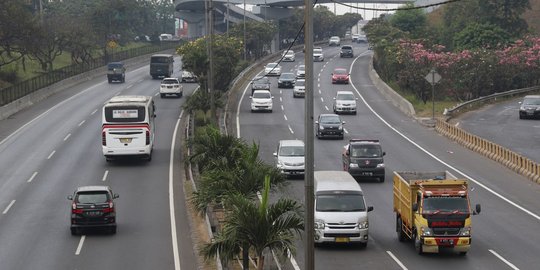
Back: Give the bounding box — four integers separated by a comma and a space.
387, 81, 460, 118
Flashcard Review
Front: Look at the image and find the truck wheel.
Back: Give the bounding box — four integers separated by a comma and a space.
397, 217, 406, 242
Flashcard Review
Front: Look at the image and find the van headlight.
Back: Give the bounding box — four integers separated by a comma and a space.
315, 219, 325, 229
349, 163, 359, 168
376, 163, 385, 168
338, 126, 343, 130
420, 227, 433, 237
358, 221, 369, 229
460, 227, 471, 236
319, 126, 325, 130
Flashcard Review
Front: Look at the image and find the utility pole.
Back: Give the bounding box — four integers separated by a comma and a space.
304, 0, 314, 269
243, 0, 247, 60
209, 0, 215, 125
226, 0, 230, 36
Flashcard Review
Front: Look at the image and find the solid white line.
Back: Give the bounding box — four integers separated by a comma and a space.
349, 54, 540, 221
284, 115, 288, 121
2, 200, 15, 214
489, 250, 519, 270
288, 125, 294, 134
289, 249, 301, 270
78, 120, 85, 126
91, 109, 98, 115
27, 172, 38, 183
237, 70, 264, 138
102, 170, 109, 182
75, 235, 85, 255
63, 134, 71, 141
47, 150, 56, 159
386, 251, 408, 270
0, 83, 104, 147
169, 110, 184, 270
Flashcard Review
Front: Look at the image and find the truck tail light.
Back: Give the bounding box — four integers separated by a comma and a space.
146, 131, 150, 145
102, 131, 106, 146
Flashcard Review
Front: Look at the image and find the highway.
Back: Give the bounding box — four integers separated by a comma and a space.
0, 59, 199, 270
236, 42, 540, 269
453, 99, 540, 162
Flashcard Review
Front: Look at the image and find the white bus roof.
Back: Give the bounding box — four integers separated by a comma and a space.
106, 95, 151, 105
314, 171, 362, 192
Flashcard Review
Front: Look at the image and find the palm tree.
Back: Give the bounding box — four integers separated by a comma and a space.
200, 176, 304, 270
191, 141, 285, 214
188, 125, 245, 172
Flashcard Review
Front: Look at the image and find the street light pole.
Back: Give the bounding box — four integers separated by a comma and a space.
243, 0, 247, 60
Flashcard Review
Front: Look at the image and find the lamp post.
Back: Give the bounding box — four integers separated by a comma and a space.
243, 0, 247, 60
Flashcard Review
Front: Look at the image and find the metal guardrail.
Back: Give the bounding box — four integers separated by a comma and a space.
0, 42, 181, 107
444, 85, 540, 118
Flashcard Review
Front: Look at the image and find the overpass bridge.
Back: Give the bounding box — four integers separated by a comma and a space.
175, 0, 421, 37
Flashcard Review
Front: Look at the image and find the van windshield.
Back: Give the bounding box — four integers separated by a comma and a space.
316, 194, 365, 212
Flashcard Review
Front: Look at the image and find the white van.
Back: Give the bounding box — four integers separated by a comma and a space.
314, 171, 374, 247
102, 95, 156, 162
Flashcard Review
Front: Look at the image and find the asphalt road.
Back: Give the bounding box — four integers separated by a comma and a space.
0, 59, 199, 270
237, 42, 540, 270
453, 98, 540, 162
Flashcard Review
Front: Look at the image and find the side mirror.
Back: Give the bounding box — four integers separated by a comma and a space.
114, 194, 120, 199
249, 96, 253, 99
474, 204, 481, 215
67, 195, 73, 200
345, 150, 350, 156
356, 97, 359, 100
412, 203, 418, 212
333, 97, 336, 100
273, 152, 277, 157
154, 113, 157, 118
518, 101, 522, 104
342, 121, 346, 124
383, 151, 386, 156
367, 206, 374, 212
271, 96, 274, 99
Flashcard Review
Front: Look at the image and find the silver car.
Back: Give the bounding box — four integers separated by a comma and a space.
333, 91, 358, 114
264, 62, 282, 76
293, 79, 306, 98
274, 140, 305, 177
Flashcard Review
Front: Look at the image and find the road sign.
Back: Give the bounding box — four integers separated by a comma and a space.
107, 41, 118, 49
425, 69, 441, 86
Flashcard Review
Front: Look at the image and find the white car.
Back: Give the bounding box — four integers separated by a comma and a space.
264, 62, 282, 76
283, 50, 295, 62
293, 79, 305, 98
250, 90, 273, 112
274, 140, 305, 177
160, 77, 183, 98
313, 48, 324, 62
333, 90, 358, 114
329, 36, 341, 46
352, 34, 360, 42
296, 65, 305, 78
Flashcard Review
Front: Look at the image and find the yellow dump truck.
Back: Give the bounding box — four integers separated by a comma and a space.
393, 171, 481, 255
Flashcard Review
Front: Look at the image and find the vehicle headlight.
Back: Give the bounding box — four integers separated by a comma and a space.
376, 163, 385, 168
420, 227, 433, 237
358, 221, 369, 229
315, 219, 325, 229
278, 80, 283, 84
349, 163, 359, 168
460, 227, 471, 236
338, 126, 343, 130
319, 126, 325, 130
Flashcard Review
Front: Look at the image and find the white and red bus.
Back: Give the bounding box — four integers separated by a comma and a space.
102, 95, 156, 162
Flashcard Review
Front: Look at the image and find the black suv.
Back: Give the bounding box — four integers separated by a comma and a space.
340, 45, 354, 58
519, 95, 540, 119
251, 76, 271, 94
278, 73, 296, 88
68, 186, 119, 235
107, 62, 126, 83
316, 114, 345, 139
342, 139, 386, 182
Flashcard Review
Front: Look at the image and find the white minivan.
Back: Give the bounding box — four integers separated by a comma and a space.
314, 171, 373, 247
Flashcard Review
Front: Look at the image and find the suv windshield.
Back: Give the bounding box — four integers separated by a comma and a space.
524, 97, 540, 105
76, 191, 109, 204
337, 93, 355, 100
351, 145, 382, 158
320, 115, 341, 124
279, 146, 304, 156
316, 194, 365, 212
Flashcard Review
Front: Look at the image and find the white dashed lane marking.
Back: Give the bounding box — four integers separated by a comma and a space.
64, 134, 71, 141
2, 200, 16, 214
27, 172, 38, 183
102, 170, 109, 182
47, 150, 56, 160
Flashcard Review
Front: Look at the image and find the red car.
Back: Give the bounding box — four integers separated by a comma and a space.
332, 68, 349, 84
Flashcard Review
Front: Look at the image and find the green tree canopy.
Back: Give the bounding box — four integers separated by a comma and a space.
389, 3, 427, 39
454, 23, 511, 50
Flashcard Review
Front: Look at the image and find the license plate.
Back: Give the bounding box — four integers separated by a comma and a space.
86, 211, 101, 217
362, 172, 373, 176
335, 237, 350, 243
440, 239, 454, 245
120, 138, 132, 143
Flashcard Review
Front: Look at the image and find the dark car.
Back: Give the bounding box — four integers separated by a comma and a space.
519, 95, 540, 119
316, 114, 345, 139
278, 73, 296, 88
107, 62, 126, 83
68, 186, 119, 235
342, 139, 386, 182
340, 45, 354, 58
331, 68, 349, 84
251, 76, 271, 94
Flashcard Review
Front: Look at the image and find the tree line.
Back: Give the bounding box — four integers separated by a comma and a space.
363, 0, 538, 104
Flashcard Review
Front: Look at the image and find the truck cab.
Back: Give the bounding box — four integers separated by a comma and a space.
342, 139, 385, 182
